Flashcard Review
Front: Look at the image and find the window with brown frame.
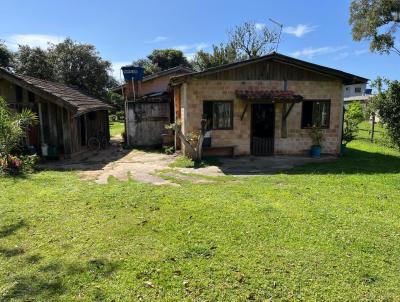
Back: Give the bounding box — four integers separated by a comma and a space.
203, 101, 233, 130
301, 100, 330, 129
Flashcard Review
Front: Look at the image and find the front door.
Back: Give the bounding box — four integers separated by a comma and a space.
251, 103, 275, 155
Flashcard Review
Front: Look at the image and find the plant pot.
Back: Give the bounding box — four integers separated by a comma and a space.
41, 144, 48, 157
310, 145, 321, 158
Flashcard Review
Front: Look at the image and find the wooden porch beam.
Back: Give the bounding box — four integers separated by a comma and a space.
240, 103, 248, 121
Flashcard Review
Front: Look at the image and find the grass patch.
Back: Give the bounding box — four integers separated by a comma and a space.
169, 155, 221, 168
109, 121, 124, 137
1, 136, 400, 300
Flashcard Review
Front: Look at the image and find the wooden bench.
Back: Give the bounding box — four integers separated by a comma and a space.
203, 145, 237, 157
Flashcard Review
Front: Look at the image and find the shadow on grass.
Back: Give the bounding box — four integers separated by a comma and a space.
287, 147, 400, 175
0, 257, 119, 301
0, 220, 26, 238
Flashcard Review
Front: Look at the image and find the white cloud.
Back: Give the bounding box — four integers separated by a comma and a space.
173, 42, 209, 52
173, 42, 209, 60
283, 24, 317, 37
5, 34, 64, 50
291, 46, 347, 58
354, 49, 369, 56
255, 23, 266, 31
110, 61, 131, 82
334, 52, 350, 60
146, 36, 168, 43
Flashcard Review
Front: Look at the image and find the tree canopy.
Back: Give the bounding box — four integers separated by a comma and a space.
374, 79, 400, 148
191, 21, 278, 71
228, 21, 278, 58
0, 40, 13, 68
192, 43, 243, 71
9, 38, 115, 98
14, 45, 54, 80
350, 0, 400, 55
133, 49, 191, 76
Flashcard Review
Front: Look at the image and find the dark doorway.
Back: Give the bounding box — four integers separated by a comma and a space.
80, 115, 87, 146
251, 103, 275, 155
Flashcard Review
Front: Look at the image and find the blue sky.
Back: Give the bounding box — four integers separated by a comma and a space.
0, 0, 398, 84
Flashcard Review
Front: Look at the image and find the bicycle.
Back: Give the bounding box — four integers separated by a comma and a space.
87, 131, 108, 152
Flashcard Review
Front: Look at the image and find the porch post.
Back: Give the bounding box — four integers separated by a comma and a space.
281, 103, 288, 138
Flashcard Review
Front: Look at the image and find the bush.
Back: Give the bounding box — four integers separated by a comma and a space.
375, 80, 400, 149
343, 101, 365, 145
0, 154, 38, 176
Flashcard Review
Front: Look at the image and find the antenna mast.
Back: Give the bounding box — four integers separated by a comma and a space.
269, 18, 283, 52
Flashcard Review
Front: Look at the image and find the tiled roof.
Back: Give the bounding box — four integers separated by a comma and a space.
236, 90, 304, 102
0, 68, 111, 115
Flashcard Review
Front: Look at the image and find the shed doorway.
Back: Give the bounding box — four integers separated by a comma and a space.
251, 103, 275, 155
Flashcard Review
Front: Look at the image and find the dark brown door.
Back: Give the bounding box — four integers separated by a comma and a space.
251, 103, 275, 155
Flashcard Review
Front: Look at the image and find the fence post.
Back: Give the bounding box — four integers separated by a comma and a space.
371, 112, 376, 143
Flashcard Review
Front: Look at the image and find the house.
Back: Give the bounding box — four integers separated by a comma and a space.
0, 68, 112, 159
118, 66, 192, 146
344, 83, 374, 108
170, 52, 368, 156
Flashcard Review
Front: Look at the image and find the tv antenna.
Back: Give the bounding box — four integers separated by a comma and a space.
269, 18, 283, 52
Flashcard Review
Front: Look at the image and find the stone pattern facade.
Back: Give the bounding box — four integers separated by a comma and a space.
179, 79, 343, 155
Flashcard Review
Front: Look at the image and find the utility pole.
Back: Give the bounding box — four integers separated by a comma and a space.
269, 18, 283, 52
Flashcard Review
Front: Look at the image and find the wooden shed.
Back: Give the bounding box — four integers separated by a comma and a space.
0, 68, 112, 159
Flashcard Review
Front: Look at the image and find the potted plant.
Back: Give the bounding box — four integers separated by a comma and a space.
309, 126, 324, 158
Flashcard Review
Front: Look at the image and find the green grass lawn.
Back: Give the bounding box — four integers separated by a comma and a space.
1, 135, 400, 301
109, 121, 124, 138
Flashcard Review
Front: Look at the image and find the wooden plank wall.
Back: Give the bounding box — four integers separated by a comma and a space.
202, 61, 334, 82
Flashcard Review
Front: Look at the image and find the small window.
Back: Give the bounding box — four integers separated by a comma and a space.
28, 91, 35, 103
15, 85, 23, 103
203, 101, 233, 130
354, 87, 362, 93
345, 87, 350, 91
301, 100, 330, 129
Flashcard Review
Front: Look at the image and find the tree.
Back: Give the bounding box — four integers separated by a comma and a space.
13, 38, 115, 98
166, 119, 207, 161
148, 49, 190, 70
133, 49, 191, 76
349, 0, 400, 56
49, 38, 114, 98
192, 43, 243, 71
14, 45, 55, 80
132, 58, 161, 76
374, 80, 400, 148
228, 21, 278, 58
0, 40, 13, 68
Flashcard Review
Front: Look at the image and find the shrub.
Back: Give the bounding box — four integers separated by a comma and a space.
375, 80, 400, 149
0, 154, 38, 176
342, 101, 365, 145
0, 97, 38, 156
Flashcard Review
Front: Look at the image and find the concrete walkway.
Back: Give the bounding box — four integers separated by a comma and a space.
42, 141, 335, 185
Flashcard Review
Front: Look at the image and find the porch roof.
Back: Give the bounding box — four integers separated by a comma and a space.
235, 90, 304, 103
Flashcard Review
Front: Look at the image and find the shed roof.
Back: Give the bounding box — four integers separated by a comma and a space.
0, 67, 112, 116
170, 52, 368, 85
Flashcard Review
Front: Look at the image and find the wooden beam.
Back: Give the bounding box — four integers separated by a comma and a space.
240, 103, 248, 121
281, 103, 295, 138
284, 103, 295, 120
